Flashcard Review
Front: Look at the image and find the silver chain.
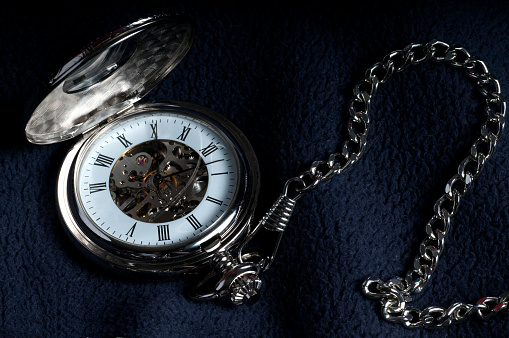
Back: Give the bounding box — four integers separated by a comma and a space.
266, 40, 507, 327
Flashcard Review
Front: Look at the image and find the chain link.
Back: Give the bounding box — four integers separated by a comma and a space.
282, 40, 506, 327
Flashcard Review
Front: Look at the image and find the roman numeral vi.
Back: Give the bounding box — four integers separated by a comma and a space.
126, 222, 137, 237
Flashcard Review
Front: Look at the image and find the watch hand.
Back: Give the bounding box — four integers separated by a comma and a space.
151, 158, 204, 219
154, 125, 160, 169
117, 189, 157, 215
161, 159, 222, 179
152, 124, 165, 191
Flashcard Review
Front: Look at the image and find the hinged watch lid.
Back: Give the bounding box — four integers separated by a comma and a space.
25, 14, 195, 144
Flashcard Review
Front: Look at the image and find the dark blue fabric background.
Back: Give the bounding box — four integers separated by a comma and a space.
2, 1, 509, 336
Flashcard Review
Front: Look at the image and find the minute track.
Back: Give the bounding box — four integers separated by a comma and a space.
27, 15, 260, 306
75, 109, 240, 249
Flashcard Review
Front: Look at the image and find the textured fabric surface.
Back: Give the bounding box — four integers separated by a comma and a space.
2, 1, 509, 336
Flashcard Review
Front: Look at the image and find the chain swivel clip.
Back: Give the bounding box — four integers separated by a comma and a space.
189, 181, 298, 305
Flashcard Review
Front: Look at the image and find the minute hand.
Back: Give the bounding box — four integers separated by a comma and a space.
161, 159, 224, 179
151, 158, 204, 220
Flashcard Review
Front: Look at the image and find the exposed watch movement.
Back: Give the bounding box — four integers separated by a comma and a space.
25, 14, 269, 304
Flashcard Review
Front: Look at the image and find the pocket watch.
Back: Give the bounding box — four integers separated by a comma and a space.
24, 13, 509, 325
24, 14, 271, 304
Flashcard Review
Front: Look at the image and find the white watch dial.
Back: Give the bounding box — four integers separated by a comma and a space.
74, 110, 239, 249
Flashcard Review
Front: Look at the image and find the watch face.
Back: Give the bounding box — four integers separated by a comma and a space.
73, 106, 241, 251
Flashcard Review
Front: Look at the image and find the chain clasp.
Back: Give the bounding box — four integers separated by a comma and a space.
189, 184, 298, 305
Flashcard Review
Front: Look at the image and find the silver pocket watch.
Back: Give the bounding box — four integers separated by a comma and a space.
25, 14, 266, 304
25, 14, 509, 326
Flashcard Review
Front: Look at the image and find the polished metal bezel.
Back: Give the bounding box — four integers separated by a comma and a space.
57, 101, 259, 274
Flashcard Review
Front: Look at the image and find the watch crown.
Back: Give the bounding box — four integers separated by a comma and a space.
188, 252, 263, 305
230, 273, 262, 306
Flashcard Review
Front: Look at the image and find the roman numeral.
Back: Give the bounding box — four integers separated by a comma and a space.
186, 215, 202, 230
177, 126, 191, 141
117, 134, 132, 148
94, 153, 115, 167
205, 196, 223, 205
157, 224, 170, 241
89, 182, 107, 194
200, 142, 219, 157
126, 222, 137, 237
150, 122, 158, 139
